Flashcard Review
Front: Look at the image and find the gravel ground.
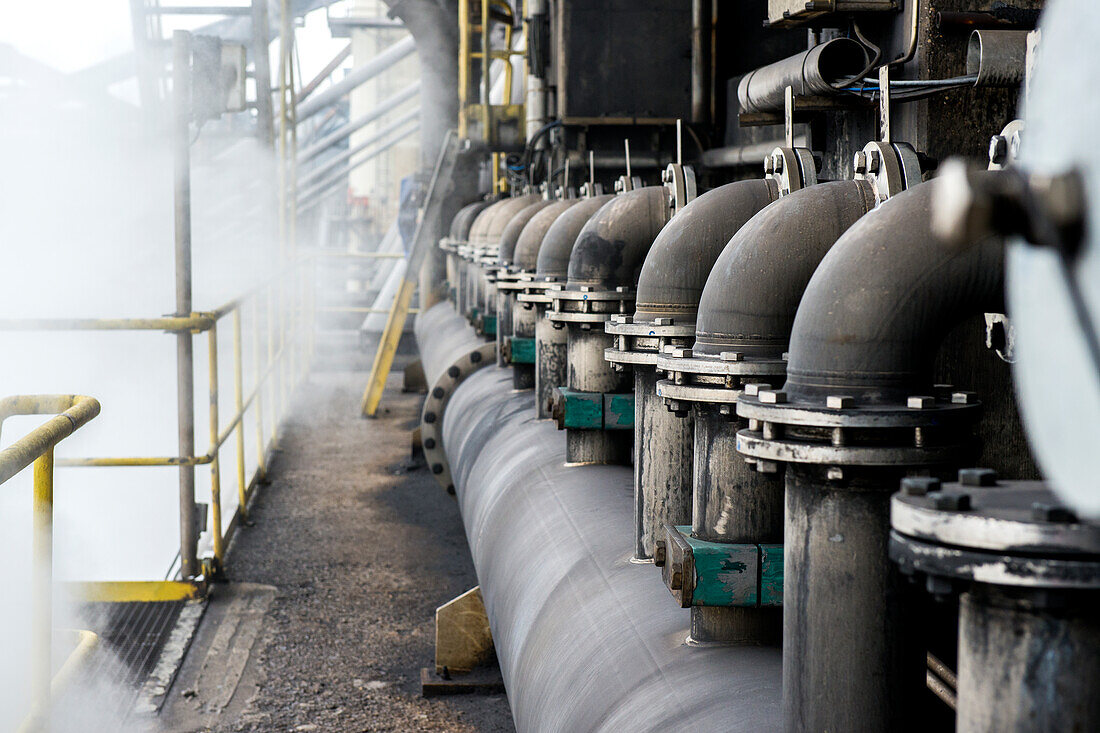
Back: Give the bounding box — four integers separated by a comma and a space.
208, 356, 514, 733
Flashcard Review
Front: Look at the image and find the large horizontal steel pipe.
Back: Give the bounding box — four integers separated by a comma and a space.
415, 302, 496, 493
440, 361, 782, 732
737, 38, 867, 114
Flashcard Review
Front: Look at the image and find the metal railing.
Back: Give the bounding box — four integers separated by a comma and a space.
0, 261, 316, 590
0, 394, 101, 730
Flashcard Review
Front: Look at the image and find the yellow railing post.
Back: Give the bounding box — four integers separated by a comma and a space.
30, 447, 54, 730
233, 308, 248, 520
253, 299, 268, 479
207, 325, 224, 565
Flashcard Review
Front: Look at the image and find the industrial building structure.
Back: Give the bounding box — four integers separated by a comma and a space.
1, 0, 1098, 731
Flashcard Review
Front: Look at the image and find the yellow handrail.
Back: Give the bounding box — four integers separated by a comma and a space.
0, 395, 101, 731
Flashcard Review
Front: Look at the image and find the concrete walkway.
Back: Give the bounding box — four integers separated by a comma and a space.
160, 352, 514, 732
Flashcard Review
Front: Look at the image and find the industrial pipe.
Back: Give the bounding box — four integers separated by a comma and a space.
438, 359, 782, 731
296, 35, 416, 122
656, 180, 877, 644
495, 199, 556, 370
300, 108, 420, 186
966, 30, 1029, 88
531, 195, 614, 418
737, 38, 867, 114
296, 122, 420, 209
618, 179, 780, 562
297, 82, 420, 164
553, 187, 670, 464
473, 194, 542, 334
512, 199, 577, 273
737, 179, 1005, 732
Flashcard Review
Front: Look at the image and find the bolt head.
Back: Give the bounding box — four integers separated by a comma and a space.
826, 467, 844, 481
989, 135, 1008, 166
772, 153, 784, 172
930, 491, 971, 511
1031, 502, 1078, 524
853, 151, 868, 174
654, 317, 673, 326
826, 395, 853, 409
868, 150, 881, 173
580, 323, 591, 331
907, 395, 935, 409
951, 391, 978, 405
718, 404, 732, 416
673, 347, 692, 359
719, 351, 743, 362
763, 155, 774, 174
958, 467, 997, 487
580, 285, 593, 292
743, 383, 769, 396
616, 285, 630, 293
760, 390, 787, 404
900, 476, 941, 496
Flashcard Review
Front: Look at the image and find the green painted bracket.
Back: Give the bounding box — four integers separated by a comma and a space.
475, 313, 497, 336
557, 388, 634, 430
657, 524, 783, 608
505, 337, 536, 364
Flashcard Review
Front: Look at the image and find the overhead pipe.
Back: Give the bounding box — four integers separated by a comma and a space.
531, 195, 615, 418
737, 38, 867, 114
655, 180, 877, 645
736, 179, 1005, 732
298, 82, 420, 164
296, 35, 416, 122
297, 43, 352, 103
300, 107, 420, 186
296, 122, 420, 210
494, 200, 557, 375
549, 187, 670, 464
606, 179, 782, 562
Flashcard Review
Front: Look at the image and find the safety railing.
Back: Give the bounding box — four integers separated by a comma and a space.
0, 394, 101, 730
0, 259, 316, 594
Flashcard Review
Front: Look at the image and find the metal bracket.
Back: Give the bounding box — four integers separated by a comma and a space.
663, 162, 698, 216
551, 387, 634, 430
503, 336, 536, 364
475, 312, 497, 337
654, 524, 783, 608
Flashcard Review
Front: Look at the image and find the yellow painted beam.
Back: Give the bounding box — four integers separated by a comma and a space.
63, 580, 206, 603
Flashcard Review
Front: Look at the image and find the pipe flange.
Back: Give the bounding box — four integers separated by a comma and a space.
550, 287, 634, 319
420, 341, 497, 495
764, 147, 818, 196
663, 163, 698, 215
653, 352, 786, 407
604, 317, 695, 367
735, 388, 982, 471
854, 141, 922, 205
890, 481, 1100, 591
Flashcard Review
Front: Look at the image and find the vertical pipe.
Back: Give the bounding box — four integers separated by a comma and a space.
565, 327, 630, 463
481, 0, 492, 141
207, 326, 223, 564
535, 309, 566, 418
691, 0, 710, 123
173, 30, 199, 580
233, 308, 248, 519
31, 448, 54, 728
251, 0, 274, 145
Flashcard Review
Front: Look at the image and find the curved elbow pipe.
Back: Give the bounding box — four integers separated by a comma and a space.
694, 180, 877, 357
512, 199, 578, 272
468, 197, 514, 247
536, 194, 615, 279
784, 178, 1006, 403
498, 200, 556, 266
449, 200, 492, 242
635, 179, 778, 322
567, 186, 671, 290
480, 193, 542, 247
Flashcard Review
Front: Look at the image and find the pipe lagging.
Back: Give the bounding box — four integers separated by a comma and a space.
737, 38, 867, 113
442, 364, 782, 732
693, 180, 877, 357
784, 177, 1006, 402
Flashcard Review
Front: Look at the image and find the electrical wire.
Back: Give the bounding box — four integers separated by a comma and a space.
830, 21, 882, 91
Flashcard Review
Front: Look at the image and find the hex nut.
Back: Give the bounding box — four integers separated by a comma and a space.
853, 151, 868, 174
470, 351, 483, 363
1031, 502, 1078, 524
958, 467, 997, 487
951, 391, 978, 405
900, 476, 941, 496
616, 285, 630, 293
424, 411, 437, 424
447, 365, 461, 378
989, 135, 1008, 166
719, 351, 743, 362
826, 395, 853, 409
673, 348, 693, 359
930, 492, 971, 511
760, 390, 787, 404
654, 541, 667, 567
826, 467, 844, 481
431, 463, 444, 475
654, 317, 674, 326
907, 395, 935, 409
744, 383, 769, 396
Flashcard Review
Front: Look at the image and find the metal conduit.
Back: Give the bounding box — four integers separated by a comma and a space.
296, 35, 416, 122
432, 354, 782, 732
300, 108, 420, 186
298, 82, 420, 164
296, 122, 420, 209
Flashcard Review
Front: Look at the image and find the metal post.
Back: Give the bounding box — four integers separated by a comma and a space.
251, 0, 274, 145
173, 30, 199, 580
31, 448, 54, 728
252, 299, 267, 478
207, 326, 223, 565
233, 309, 248, 519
